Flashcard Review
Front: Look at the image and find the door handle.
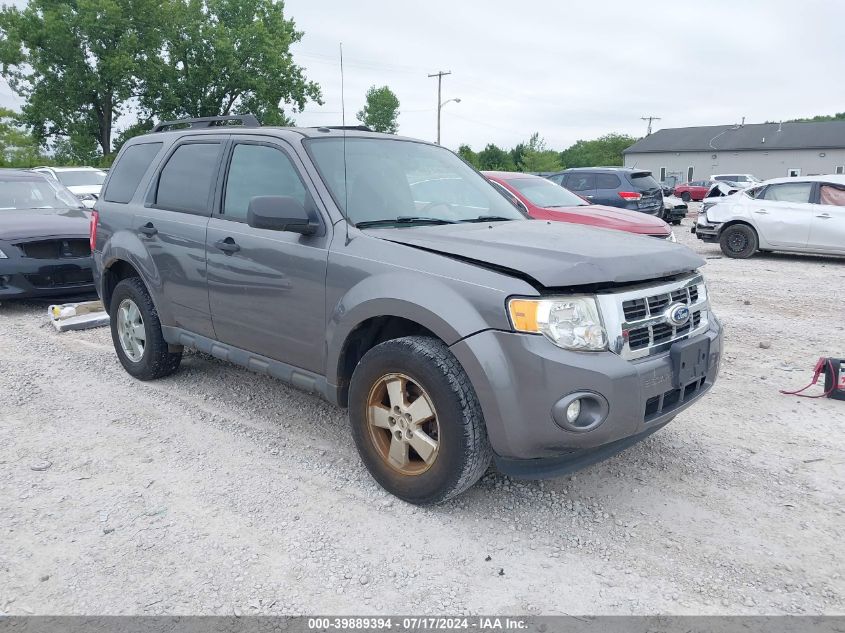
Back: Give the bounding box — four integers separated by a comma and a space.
816, 213, 832, 219
138, 222, 158, 237
754, 210, 768, 215
214, 237, 240, 254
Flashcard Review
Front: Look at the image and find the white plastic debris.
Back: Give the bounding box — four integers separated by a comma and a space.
48, 300, 110, 332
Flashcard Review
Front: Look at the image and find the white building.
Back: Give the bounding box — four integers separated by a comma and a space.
623, 121, 845, 184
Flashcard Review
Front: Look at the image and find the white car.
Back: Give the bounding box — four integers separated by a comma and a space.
694, 175, 845, 258
710, 173, 761, 189
30, 166, 107, 208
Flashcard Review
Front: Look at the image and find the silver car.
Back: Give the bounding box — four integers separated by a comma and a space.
695, 175, 845, 258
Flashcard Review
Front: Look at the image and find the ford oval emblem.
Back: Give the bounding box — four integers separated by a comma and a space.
666, 303, 691, 327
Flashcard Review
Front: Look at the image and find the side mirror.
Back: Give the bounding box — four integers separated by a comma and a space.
246, 196, 316, 235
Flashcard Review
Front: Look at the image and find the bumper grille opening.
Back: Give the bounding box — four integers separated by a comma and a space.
644, 376, 708, 421
23, 267, 93, 289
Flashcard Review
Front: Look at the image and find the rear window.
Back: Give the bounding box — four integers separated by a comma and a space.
595, 174, 621, 189
155, 142, 221, 214
628, 172, 660, 191
57, 169, 107, 187
103, 143, 162, 203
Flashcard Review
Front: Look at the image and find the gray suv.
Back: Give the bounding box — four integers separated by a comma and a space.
92, 116, 722, 504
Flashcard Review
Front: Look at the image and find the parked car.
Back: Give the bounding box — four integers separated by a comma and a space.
661, 196, 689, 225
672, 180, 713, 202
694, 175, 845, 258
93, 116, 721, 504
0, 170, 95, 299
546, 167, 664, 217
710, 173, 761, 189
30, 166, 107, 208
482, 171, 675, 240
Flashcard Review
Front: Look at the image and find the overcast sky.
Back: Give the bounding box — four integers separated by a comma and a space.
2, 0, 844, 151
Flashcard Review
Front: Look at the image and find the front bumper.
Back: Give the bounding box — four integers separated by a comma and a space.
450, 318, 722, 473
0, 253, 95, 299
694, 220, 722, 243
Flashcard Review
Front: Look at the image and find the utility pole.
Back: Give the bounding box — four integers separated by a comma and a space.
428, 70, 452, 144
641, 116, 661, 136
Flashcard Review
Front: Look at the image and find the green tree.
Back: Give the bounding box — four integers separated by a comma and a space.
142, 0, 321, 125
558, 133, 638, 169
356, 85, 400, 134
457, 144, 479, 168
519, 132, 562, 172
0, 107, 43, 167
0, 0, 168, 158
475, 143, 515, 171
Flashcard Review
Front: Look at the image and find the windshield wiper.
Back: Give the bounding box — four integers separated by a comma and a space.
355, 216, 457, 228
459, 215, 516, 223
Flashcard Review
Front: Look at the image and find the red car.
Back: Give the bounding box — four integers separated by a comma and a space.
672, 180, 712, 202
483, 171, 673, 239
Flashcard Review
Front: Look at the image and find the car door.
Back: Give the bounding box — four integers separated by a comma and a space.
809, 183, 845, 253
135, 138, 223, 338
563, 173, 597, 203
752, 181, 814, 248
205, 137, 329, 373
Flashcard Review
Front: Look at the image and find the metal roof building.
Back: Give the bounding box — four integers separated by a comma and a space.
622, 121, 845, 184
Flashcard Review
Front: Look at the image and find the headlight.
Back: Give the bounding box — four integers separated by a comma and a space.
669, 231, 677, 242
0, 247, 7, 259
508, 296, 608, 351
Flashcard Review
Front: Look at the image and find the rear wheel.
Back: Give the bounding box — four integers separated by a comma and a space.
719, 223, 758, 259
110, 277, 182, 380
348, 336, 491, 505
681, 192, 692, 202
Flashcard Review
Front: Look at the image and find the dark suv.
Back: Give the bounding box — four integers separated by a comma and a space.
91, 116, 721, 504
547, 168, 664, 217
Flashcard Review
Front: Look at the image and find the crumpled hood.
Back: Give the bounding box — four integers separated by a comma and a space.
368, 220, 704, 288
0, 207, 89, 240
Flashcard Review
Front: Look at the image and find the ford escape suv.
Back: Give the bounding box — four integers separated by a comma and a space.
92, 116, 722, 504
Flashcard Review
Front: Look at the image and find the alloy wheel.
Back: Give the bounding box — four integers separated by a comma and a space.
366, 373, 440, 475
116, 298, 146, 362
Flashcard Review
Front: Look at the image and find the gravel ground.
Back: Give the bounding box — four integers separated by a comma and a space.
1, 213, 843, 616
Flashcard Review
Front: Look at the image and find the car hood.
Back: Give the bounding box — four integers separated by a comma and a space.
0, 207, 90, 240
367, 220, 704, 288
542, 204, 670, 235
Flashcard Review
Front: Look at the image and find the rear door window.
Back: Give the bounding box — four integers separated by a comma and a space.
761, 182, 813, 204
223, 143, 307, 222
103, 142, 162, 203
595, 174, 621, 189
819, 185, 845, 206
155, 142, 222, 214
563, 174, 596, 192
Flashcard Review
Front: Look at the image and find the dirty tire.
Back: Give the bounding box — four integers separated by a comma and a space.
109, 277, 182, 380
349, 336, 492, 505
719, 223, 758, 259
681, 192, 692, 202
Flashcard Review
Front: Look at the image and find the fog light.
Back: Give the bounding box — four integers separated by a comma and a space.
566, 399, 581, 424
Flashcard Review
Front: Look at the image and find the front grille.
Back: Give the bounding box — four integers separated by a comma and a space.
24, 267, 93, 289
597, 274, 710, 360
17, 239, 90, 259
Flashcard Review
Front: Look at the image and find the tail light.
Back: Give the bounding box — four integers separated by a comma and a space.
89, 209, 99, 252
618, 191, 642, 201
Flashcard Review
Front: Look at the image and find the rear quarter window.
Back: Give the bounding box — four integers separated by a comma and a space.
103, 142, 163, 203
595, 174, 621, 189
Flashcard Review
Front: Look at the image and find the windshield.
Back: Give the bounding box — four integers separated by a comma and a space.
305, 138, 525, 225
56, 169, 107, 187
0, 177, 84, 210
505, 177, 588, 207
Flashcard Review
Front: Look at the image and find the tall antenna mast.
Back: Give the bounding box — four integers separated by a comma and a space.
340, 43, 351, 245
641, 115, 661, 136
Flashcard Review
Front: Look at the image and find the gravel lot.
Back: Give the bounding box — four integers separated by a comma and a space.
1, 213, 843, 616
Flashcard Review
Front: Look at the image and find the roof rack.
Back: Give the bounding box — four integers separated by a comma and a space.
312, 125, 373, 132
151, 115, 260, 133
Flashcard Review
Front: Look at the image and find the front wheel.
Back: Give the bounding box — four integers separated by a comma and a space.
348, 336, 492, 505
719, 223, 758, 259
